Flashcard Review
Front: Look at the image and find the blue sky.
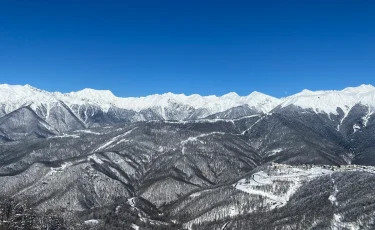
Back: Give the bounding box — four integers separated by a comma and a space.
0, 0, 374, 97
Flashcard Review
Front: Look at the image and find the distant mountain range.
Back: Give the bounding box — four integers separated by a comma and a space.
1, 84, 375, 229
1, 84, 375, 130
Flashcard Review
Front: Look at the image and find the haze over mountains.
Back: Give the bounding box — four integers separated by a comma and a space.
1, 84, 375, 229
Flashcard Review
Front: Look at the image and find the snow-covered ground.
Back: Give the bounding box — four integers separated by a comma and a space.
84, 219, 100, 226
49, 134, 80, 139
363, 107, 373, 127
74, 129, 101, 135
131, 223, 140, 230
233, 163, 375, 229
234, 165, 333, 209
267, 148, 283, 156
95, 127, 137, 151
181, 132, 226, 154
87, 154, 104, 164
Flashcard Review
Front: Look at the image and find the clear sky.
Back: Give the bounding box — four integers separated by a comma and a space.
0, 0, 374, 97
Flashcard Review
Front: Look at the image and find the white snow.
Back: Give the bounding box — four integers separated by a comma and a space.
164, 114, 261, 124
363, 107, 373, 127
337, 105, 353, 131
0, 84, 280, 116
115, 205, 121, 214
353, 124, 361, 133
331, 214, 360, 230
181, 132, 225, 154
328, 195, 337, 204
60, 162, 72, 170
127, 197, 136, 207
84, 219, 100, 226
131, 224, 140, 230
329, 174, 361, 230
281, 84, 375, 115
229, 206, 239, 217
241, 115, 267, 134
87, 154, 104, 164
234, 165, 333, 209
195, 114, 261, 124
1, 84, 375, 121
74, 129, 101, 135
49, 134, 80, 139
268, 148, 283, 156
94, 127, 137, 151
181, 132, 225, 145
189, 192, 201, 198
47, 162, 73, 176
329, 175, 339, 206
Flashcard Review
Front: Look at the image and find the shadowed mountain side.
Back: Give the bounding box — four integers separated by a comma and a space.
0, 106, 57, 141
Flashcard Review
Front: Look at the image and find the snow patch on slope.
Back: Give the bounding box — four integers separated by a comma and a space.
331, 214, 360, 230
329, 173, 361, 230
268, 148, 283, 156
95, 127, 137, 152
131, 224, 140, 230
74, 129, 101, 135
363, 107, 373, 127
84, 219, 100, 226
234, 165, 332, 209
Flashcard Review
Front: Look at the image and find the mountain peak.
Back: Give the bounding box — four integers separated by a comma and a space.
248, 91, 273, 98
222, 92, 240, 98
24, 84, 37, 89
342, 84, 375, 93
281, 85, 375, 115
69, 88, 116, 99
300, 89, 314, 94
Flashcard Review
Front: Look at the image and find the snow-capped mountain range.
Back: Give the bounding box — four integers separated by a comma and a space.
280, 84, 375, 115
0, 84, 280, 115
1, 83, 375, 136
1, 83, 375, 117
2, 83, 375, 229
